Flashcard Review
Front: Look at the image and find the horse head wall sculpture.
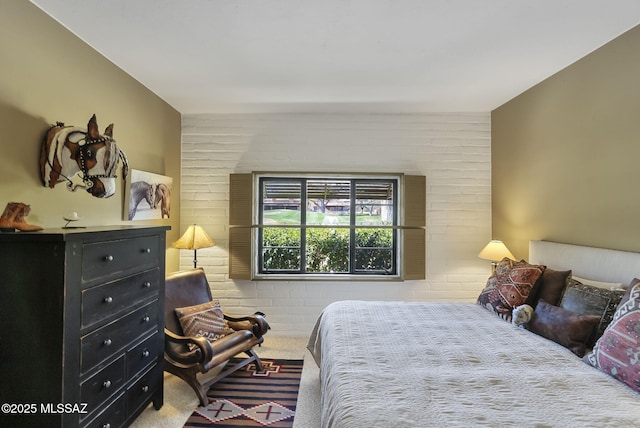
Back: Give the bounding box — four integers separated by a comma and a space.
39, 114, 129, 198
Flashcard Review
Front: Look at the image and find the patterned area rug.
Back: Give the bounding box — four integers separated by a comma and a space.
183, 359, 303, 427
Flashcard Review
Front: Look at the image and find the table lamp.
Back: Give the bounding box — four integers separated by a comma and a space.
172, 224, 215, 268
478, 240, 515, 271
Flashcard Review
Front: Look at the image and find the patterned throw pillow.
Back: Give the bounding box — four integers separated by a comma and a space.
615, 278, 640, 312
559, 279, 626, 348
584, 283, 640, 393
175, 300, 233, 342
477, 258, 546, 322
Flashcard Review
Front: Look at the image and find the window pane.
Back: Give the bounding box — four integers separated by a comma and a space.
355, 249, 393, 272
355, 228, 394, 272
306, 228, 349, 273
307, 179, 350, 225
262, 180, 301, 225
262, 227, 300, 270
255, 174, 404, 278
355, 181, 394, 226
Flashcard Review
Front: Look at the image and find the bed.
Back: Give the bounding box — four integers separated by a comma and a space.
307, 240, 640, 427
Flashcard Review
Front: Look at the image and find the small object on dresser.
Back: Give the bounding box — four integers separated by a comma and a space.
63, 211, 85, 229
0, 201, 43, 232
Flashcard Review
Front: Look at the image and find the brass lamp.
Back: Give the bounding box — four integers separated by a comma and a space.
478, 240, 515, 271
172, 224, 215, 268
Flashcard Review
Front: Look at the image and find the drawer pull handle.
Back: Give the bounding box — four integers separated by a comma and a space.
104, 255, 114, 262
104, 296, 113, 303
142, 316, 150, 322
103, 339, 113, 346
143, 281, 151, 288
142, 350, 150, 358
103, 380, 112, 389
144, 248, 151, 253
141, 385, 149, 393
103, 424, 111, 428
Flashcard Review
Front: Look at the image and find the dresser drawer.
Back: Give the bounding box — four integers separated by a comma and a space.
80, 355, 126, 414
82, 269, 159, 328
126, 364, 162, 417
81, 301, 159, 373
81, 391, 125, 428
127, 332, 160, 378
82, 235, 160, 283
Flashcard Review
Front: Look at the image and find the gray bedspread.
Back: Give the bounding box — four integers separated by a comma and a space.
307, 301, 639, 427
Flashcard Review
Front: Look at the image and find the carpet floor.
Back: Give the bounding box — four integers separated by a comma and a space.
131, 337, 320, 428
184, 358, 303, 427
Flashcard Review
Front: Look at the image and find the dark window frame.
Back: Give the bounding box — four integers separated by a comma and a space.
257, 175, 399, 277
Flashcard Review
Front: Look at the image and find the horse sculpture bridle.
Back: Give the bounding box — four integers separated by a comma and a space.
46, 121, 127, 192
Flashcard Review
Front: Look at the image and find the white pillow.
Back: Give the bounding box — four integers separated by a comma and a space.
572, 275, 625, 290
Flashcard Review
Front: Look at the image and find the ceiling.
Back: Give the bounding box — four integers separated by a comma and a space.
31, 0, 640, 114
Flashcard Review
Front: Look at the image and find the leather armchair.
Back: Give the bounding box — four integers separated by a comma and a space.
164, 268, 269, 406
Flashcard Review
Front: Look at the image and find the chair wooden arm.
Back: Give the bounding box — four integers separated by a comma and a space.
223, 313, 270, 338
164, 328, 213, 367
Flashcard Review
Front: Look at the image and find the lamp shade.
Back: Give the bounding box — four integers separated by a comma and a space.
172, 225, 215, 250
478, 240, 515, 262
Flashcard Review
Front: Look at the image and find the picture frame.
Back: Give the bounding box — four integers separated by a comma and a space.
124, 169, 173, 220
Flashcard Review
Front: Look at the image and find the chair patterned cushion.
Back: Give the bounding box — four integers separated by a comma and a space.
175, 300, 233, 342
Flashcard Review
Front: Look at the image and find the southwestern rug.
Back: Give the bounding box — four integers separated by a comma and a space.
183, 358, 303, 428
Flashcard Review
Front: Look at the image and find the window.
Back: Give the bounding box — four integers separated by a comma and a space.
259, 176, 398, 276
229, 173, 425, 281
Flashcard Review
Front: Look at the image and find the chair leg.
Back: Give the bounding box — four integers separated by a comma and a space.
164, 362, 209, 406
164, 346, 265, 407
245, 348, 263, 371
194, 385, 209, 407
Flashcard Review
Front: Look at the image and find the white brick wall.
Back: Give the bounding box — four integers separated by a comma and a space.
180, 113, 492, 336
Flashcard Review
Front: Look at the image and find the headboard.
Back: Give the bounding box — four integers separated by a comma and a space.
529, 240, 640, 286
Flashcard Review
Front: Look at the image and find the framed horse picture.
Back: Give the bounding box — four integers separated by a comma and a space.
124, 169, 173, 220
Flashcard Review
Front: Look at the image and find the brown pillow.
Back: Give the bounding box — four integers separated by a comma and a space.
528, 268, 571, 307
528, 300, 600, 357
175, 300, 233, 342
477, 258, 545, 322
559, 280, 626, 348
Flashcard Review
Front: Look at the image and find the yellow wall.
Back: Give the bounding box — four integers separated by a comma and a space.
0, 1, 182, 271
492, 25, 640, 260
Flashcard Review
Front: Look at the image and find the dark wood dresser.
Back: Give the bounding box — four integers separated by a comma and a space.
0, 226, 170, 427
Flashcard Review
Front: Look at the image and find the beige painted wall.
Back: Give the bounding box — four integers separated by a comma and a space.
0, 1, 182, 271
492, 25, 640, 260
